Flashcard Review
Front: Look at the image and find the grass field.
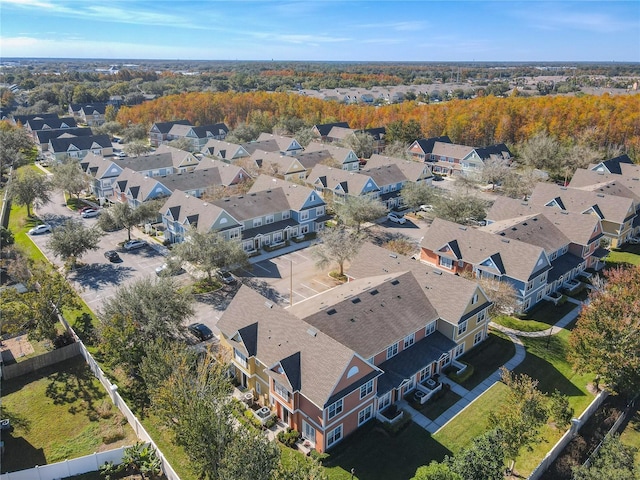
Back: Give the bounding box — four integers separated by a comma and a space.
432, 321, 595, 477
1, 356, 137, 473
453, 330, 515, 390
606, 244, 640, 267
493, 300, 579, 332
619, 407, 640, 468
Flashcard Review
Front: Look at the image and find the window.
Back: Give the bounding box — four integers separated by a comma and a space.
537, 291, 543, 301
327, 425, 343, 447
404, 333, 415, 349
282, 211, 290, 220
386, 343, 398, 360
327, 399, 343, 419
472, 293, 478, 305
360, 380, 374, 399
358, 405, 373, 426
419, 366, 431, 382
228, 229, 240, 240
455, 343, 465, 358
274, 381, 290, 401
234, 348, 248, 368
256, 381, 262, 395
425, 321, 436, 336
300, 224, 309, 234
378, 392, 391, 411
458, 321, 468, 336
477, 311, 486, 324
265, 215, 274, 224
439, 256, 453, 269
253, 218, 262, 227
474, 331, 484, 345
300, 210, 309, 221
526, 282, 533, 292
316, 206, 325, 216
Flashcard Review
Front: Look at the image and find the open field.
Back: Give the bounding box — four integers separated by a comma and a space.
1, 356, 137, 474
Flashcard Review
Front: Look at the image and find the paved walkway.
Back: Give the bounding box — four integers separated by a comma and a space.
401, 300, 584, 435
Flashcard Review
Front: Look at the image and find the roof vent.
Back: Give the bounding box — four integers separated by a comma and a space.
369, 289, 379, 295
389, 254, 397, 258
391, 279, 400, 286
327, 308, 337, 315
306, 328, 317, 337
596, 194, 605, 198
432, 270, 442, 275
561, 211, 569, 215
499, 232, 506, 236
459, 226, 467, 231
532, 218, 538, 221
501, 239, 510, 243
522, 222, 528, 226
511, 227, 517, 231
264, 301, 273, 309
351, 297, 361, 304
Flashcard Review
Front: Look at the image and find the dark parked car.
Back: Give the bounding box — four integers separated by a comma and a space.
104, 250, 121, 263
188, 322, 214, 341
217, 270, 237, 285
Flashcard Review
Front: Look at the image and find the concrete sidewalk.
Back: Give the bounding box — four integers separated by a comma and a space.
403, 299, 584, 435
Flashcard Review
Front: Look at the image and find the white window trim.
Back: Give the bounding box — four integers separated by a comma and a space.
327, 424, 343, 447
358, 405, 373, 426
403, 333, 415, 349
359, 380, 374, 399
386, 343, 398, 360
327, 398, 344, 420
458, 321, 468, 336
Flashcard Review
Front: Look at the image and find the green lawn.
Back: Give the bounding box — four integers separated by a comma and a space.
606, 244, 640, 267
493, 300, 579, 332
452, 330, 515, 390
7, 203, 48, 263
324, 421, 452, 480
619, 407, 640, 468
140, 415, 197, 480
433, 323, 594, 477
1, 356, 137, 473
411, 389, 463, 421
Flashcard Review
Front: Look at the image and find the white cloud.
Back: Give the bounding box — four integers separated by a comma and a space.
511, 5, 636, 33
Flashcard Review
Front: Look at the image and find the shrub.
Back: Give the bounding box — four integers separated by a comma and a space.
264, 416, 277, 429
380, 411, 412, 436
310, 449, 329, 462
277, 427, 301, 448
447, 363, 474, 383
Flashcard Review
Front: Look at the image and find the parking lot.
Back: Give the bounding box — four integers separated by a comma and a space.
236, 247, 342, 306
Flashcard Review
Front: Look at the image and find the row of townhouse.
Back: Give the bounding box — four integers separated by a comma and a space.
417, 166, 638, 311
82, 146, 248, 200
68, 103, 108, 126
161, 174, 329, 253
148, 119, 229, 148
407, 136, 512, 175
218, 242, 492, 453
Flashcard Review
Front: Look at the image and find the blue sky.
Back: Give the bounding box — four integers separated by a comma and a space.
1, 1, 639, 62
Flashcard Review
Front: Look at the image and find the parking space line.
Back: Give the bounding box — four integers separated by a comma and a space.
313, 278, 332, 288
253, 263, 270, 273
300, 283, 319, 294
292, 289, 308, 300
239, 267, 256, 277
291, 251, 310, 261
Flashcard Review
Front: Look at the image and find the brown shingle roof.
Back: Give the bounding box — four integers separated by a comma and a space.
365, 154, 432, 182
288, 272, 439, 359
249, 174, 320, 211
210, 188, 290, 221
422, 218, 549, 282
218, 285, 368, 408
306, 164, 377, 196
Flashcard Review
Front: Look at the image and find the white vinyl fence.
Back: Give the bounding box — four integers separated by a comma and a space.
0, 447, 127, 480
527, 390, 609, 480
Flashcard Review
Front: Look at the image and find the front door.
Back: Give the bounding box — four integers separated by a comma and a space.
282, 408, 289, 425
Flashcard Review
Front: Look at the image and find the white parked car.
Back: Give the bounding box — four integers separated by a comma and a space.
80, 208, 100, 218
28, 224, 52, 235
387, 212, 407, 224
419, 204, 433, 212
123, 239, 147, 251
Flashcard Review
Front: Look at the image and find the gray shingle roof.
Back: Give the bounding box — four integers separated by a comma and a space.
114, 152, 174, 172
346, 242, 487, 325
211, 188, 291, 221
306, 164, 377, 196
481, 214, 569, 254
218, 285, 369, 408
150, 120, 191, 134
249, 174, 321, 211
422, 218, 550, 282
160, 190, 236, 232
361, 163, 408, 187
49, 134, 112, 153
365, 154, 432, 182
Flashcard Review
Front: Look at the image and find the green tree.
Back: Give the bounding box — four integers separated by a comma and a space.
121, 124, 148, 143
98, 277, 194, 368
449, 429, 505, 480
47, 218, 101, 268
7, 168, 52, 217
400, 181, 439, 211
124, 141, 152, 157
312, 226, 363, 277
501, 168, 541, 200
292, 126, 317, 148
333, 195, 388, 233
569, 265, 640, 397
272, 455, 328, 480
489, 368, 550, 473
382, 141, 410, 159
341, 131, 374, 159
0, 126, 36, 173
411, 462, 462, 480
167, 137, 194, 152
518, 132, 564, 171
548, 389, 573, 429
152, 354, 234, 480
386, 119, 423, 145
434, 191, 488, 225
172, 229, 249, 282
0, 264, 78, 341
225, 123, 261, 144
97, 200, 161, 241
572, 434, 639, 480
219, 427, 280, 480
51, 156, 90, 200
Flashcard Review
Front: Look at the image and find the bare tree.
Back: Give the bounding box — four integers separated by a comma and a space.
312, 227, 364, 277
